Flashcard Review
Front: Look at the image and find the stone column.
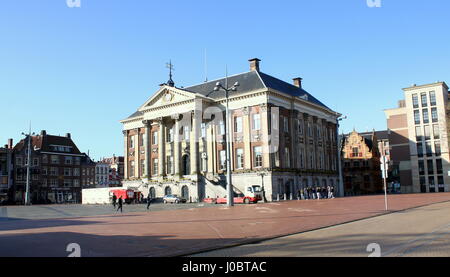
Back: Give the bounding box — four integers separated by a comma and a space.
134, 130, 140, 178
157, 118, 166, 178
190, 111, 200, 177
172, 114, 181, 179
143, 120, 152, 180
123, 130, 128, 179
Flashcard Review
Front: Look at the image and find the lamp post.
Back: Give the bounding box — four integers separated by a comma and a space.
257, 171, 267, 203
21, 126, 35, 206
214, 75, 239, 207
336, 115, 347, 198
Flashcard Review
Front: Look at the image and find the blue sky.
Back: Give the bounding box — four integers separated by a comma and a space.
1, 0, 449, 160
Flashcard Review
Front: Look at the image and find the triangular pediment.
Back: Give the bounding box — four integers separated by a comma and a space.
138, 86, 200, 112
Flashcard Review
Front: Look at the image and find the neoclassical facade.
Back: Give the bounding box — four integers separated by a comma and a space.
120, 58, 340, 202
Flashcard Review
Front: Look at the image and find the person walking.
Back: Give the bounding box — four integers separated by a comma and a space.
112, 194, 117, 209
316, 186, 321, 200
117, 196, 123, 213
330, 186, 335, 199
146, 194, 152, 210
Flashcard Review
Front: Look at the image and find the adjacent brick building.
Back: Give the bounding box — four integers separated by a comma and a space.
0, 139, 14, 204
12, 130, 88, 204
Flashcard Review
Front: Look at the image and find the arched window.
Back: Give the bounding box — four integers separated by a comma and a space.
182, 155, 190, 175
149, 187, 156, 199
181, 185, 189, 200
165, 186, 172, 196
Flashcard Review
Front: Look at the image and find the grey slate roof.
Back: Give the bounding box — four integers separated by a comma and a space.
126, 70, 332, 120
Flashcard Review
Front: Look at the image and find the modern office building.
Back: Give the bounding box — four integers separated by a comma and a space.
385, 82, 449, 193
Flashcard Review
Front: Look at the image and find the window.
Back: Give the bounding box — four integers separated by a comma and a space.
283, 117, 289, 133
415, 126, 423, 141
219, 150, 227, 170
417, 143, 424, 157
167, 156, 173, 175
153, 159, 158, 175
50, 167, 58, 176
418, 161, 425, 175
414, 110, 420, 124
352, 147, 359, 158
73, 168, 80, 177
299, 148, 305, 169
308, 122, 312, 137
254, 146, 263, 168
421, 93, 428, 107
141, 160, 146, 176
436, 159, 443, 175
167, 128, 174, 142
201, 123, 207, 138
42, 155, 48, 164
284, 147, 290, 168
426, 142, 432, 157
430, 91, 436, 106
130, 136, 135, 148
49, 179, 58, 187
298, 119, 304, 135
424, 125, 431, 141
74, 157, 81, 165
129, 161, 135, 177
412, 94, 419, 108
42, 167, 48, 175
427, 160, 434, 175
217, 120, 225, 135
33, 158, 39, 166
423, 109, 429, 124
252, 114, 261, 131
429, 176, 436, 191
51, 155, 59, 164
153, 131, 158, 145
435, 141, 441, 156
64, 179, 72, 187
64, 168, 72, 177
73, 179, 80, 187
234, 117, 243, 133
433, 124, 440, 139
236, 148, 244, 169
431, 108, 438, 123
65, 156, 73, 165
183, 126, 190, 141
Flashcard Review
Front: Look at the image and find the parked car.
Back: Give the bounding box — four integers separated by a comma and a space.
163, 194, 186, 204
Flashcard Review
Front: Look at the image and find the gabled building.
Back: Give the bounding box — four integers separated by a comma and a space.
12, 130, 87, 204
120, 58, 341, 202
341, 130, 384, 195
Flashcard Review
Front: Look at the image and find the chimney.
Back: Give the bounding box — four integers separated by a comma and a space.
293, 77, 303, 88
249, 58, 261, 72
8, 139, 13, 149
66, 133, 71, 139
41, 130, 46, 136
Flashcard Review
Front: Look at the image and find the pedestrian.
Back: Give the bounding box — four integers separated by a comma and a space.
316, 186, 321, 200
311, 186, 316, 200
112, 194, 117, 209
327, 186, 331, 199
146, 194, 152, 210
330, 186, 335, 199
322, 186, 327, 199
117, 196, 123, 213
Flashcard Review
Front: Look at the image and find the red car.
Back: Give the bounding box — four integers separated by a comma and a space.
215, 194, 260, 205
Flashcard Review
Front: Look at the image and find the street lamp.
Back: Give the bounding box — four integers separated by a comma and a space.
21, 127, 35, 206
336, 115, 347, 198
257, 171, 267, 203
214, 78, 239, 207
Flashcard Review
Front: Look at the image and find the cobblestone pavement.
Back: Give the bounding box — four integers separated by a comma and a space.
1, 193, 450, 257
191, 200, 450, 257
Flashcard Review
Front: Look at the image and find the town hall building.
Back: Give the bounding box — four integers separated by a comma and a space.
120, 58, 341, 202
